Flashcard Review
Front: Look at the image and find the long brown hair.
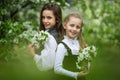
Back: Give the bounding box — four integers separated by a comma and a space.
64, 13, 86, 49
39, 2, 64, 41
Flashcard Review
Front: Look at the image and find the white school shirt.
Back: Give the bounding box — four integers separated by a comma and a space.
54, 36, 80, 79
34, 31, 57, 71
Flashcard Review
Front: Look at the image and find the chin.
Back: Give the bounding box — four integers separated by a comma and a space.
69, 36, 75, 39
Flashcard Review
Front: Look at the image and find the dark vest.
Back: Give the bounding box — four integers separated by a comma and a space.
54, 42, 86, 80
61, 42, 79, 72
48, 28, 59, 43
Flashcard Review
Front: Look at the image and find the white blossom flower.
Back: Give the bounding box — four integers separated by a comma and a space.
30, 30, 49, 49
76, 46, 97, 70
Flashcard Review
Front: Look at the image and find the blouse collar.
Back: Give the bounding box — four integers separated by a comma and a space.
63, 36, 80, 55
64, 36, 78, 42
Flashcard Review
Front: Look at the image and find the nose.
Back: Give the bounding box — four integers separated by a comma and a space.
73, 26, 77, 31
43, 18, 48, 23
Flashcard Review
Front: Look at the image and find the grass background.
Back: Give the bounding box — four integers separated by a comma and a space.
0, 42, 120, 80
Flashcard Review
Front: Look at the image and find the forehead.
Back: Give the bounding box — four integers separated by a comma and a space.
67, 17, 82, 25
42, 10, 54, 16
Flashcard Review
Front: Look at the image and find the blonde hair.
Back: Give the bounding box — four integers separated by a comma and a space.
64, 13, 86, 49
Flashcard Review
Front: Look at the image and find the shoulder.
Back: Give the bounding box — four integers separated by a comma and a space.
47, 32, 57, 42
57, 42, 68, 51
47, 32, 56, 41
56, 43, 67, 55
58, 43, 65, 49
57, 41, 68, 51
48, 29, 58, 42
44, 32, 57, 47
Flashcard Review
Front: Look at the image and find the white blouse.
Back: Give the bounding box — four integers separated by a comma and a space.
54, 36, 80, 79
34, 31, 57, 71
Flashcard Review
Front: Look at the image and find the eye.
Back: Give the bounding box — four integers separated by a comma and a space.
47, 16, 52, 19
70, 24, 74, 27
76, 26, 81, 29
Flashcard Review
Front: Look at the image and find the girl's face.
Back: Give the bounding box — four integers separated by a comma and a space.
42, 10, 56, 30
64, 17, 82, 39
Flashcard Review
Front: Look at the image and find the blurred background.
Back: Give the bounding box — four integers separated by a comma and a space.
0, 0, 120, 80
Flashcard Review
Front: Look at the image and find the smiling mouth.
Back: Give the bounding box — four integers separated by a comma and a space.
44, 24, 50, 28
44, 24, 49, 26
70, 31, 77, 35
44, 23, 49, 26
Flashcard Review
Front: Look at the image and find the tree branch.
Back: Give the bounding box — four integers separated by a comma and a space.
1, 0, 5, 21
10, 1, 32, 18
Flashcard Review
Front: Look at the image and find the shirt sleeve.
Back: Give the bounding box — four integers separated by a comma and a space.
54, 43, 78, 79
34, 34, 57, 71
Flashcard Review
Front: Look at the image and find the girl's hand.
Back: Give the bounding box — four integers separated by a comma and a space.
77, 70, 89, 78
28, 43, 35, 57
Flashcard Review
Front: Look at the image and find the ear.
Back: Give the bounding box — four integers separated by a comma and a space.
63, 22, 67, 29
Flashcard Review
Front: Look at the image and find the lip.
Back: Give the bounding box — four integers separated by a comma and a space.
70, 31, 77, 35
44, 24, 49, 27
44, 26, 50, 29
44, 25, 49, 27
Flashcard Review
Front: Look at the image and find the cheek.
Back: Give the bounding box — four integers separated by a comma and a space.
53, 17, 56, 22
77, 29, 81, 33
52, 19, 56, 25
